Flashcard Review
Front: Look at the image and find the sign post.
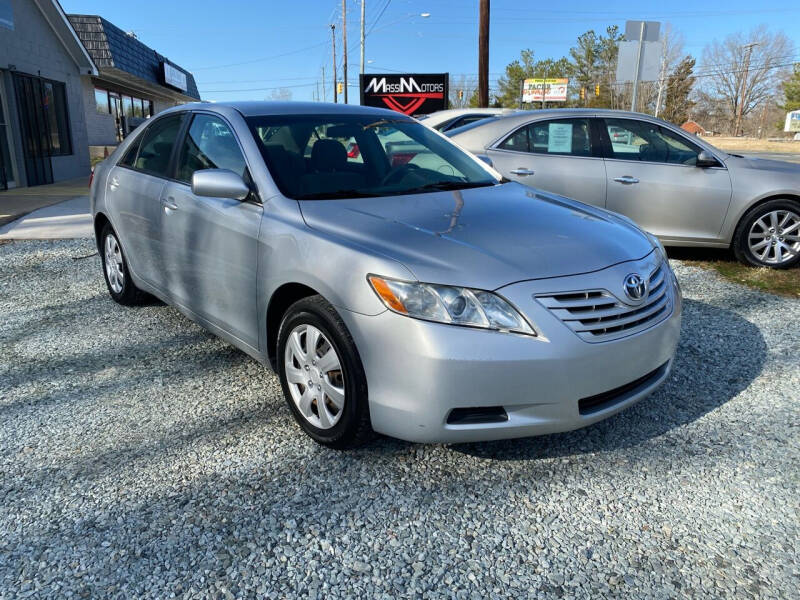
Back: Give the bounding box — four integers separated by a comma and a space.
616, 21, 661, 113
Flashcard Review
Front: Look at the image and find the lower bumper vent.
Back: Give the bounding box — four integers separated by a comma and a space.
447, 406, 508, 425
578, 361, 669, 415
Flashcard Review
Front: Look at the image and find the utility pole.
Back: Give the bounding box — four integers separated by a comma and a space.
322, 65, 327, 102
342, 0, 348, 104
360, 0, 366, 75
331, 24, 337, 103
478, 0, 489, 108
734, 42, 758, 136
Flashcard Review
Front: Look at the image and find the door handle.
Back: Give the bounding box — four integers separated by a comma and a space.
510, 168, 535, 176
161, 197, 178, 211
613, 176, 639, 184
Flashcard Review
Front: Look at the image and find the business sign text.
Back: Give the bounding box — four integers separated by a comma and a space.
360, 74, 448, 115
522, 78, 569, 103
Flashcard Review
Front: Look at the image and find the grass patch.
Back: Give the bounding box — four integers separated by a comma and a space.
669, 248, 799, 298
705, 137, 800, 154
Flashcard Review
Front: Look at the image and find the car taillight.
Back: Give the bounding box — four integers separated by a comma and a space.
391, 152, 417, 166
347, 143, 360, 159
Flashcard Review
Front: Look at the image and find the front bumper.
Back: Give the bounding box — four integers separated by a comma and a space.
339, 258, 682, 444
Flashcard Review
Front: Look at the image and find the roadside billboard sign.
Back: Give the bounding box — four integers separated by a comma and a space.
522, 78, 569, 103
360, 73, 448, 115
785, 111, 800, 133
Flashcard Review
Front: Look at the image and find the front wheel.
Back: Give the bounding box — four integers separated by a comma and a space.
277, 295, 372, 449
99, 223, 150, 305
733, 200, 800, 268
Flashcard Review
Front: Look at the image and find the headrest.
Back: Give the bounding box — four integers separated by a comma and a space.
311, 139, 347, 172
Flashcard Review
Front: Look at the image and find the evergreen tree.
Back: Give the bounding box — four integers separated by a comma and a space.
779, 63, 800, 113
661, 56, 696, 124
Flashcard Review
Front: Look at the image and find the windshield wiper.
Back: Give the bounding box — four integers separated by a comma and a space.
295, 189, 377, 200
405, 180, 497, 193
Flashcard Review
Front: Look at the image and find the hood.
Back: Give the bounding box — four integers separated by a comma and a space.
298, 182, 655, 290
726, 154, 800, 175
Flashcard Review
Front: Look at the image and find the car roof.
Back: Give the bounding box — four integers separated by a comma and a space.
170, 100, 409, 119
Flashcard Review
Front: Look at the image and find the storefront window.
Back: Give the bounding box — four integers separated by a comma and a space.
144, 99, 153, 117
94, 88, 109, 114
133, 98, 143, 118
122, 95, 134, 118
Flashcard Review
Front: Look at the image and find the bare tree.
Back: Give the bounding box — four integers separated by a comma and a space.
699, 26, 793, 134
449, 75, 478, 109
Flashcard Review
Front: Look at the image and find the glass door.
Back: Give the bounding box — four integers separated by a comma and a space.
0, 82, 14, 190
109, 93, 123, 142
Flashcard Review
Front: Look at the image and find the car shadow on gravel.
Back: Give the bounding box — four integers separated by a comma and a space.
440, 298, 768, 461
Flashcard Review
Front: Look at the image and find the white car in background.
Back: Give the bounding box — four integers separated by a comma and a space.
419, 108, 519, 132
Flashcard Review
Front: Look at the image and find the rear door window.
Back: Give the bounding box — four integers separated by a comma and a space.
500, 119, 592, 157
127, 113, 187, 177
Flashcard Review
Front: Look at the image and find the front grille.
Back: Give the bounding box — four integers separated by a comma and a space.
536, 262, 671, 342
578, 361, 670, 415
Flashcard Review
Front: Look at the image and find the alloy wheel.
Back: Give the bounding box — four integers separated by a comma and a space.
104, 234, 125, 293
748, 209, 800, 265
283, 324, 345, 429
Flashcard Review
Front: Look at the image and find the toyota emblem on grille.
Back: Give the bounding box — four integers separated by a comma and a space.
623, 273, 647, 302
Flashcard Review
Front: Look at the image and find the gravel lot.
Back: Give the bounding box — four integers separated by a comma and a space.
1, 239, 798, 599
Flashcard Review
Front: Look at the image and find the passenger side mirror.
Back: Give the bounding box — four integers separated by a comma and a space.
191, 169, 250, 200
696, 151, 720, 168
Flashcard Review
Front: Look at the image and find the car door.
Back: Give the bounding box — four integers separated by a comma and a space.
600, 117, 732, 242
159, 112, 261, 349
105, 113, 187, 289
485, 117, 607, 207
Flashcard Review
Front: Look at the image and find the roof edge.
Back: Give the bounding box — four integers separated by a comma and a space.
34, 0, 98, 76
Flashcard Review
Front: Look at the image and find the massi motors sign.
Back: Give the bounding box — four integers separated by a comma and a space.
360, 73, 448, 115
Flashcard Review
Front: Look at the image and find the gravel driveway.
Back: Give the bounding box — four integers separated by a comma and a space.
1, 239, 797, 599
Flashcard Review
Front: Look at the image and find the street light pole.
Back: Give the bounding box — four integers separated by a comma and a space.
478, 0, 489, 108
360, 0, 366, 75
331, 24, 337, 103
342, 0, 348, 104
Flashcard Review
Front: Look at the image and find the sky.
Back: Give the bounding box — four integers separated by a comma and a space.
59, 0, 800, 103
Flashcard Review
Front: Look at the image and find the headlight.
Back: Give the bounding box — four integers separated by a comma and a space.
646, 232, 667, 263
368, 275, 536, 336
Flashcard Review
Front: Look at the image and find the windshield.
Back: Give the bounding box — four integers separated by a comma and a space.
245, 114, 499, 200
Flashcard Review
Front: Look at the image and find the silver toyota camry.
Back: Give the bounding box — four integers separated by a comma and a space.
90, 101, 681, 448
448, 109, 800, 269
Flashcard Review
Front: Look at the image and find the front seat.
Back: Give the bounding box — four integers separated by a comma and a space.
301, 139, 365, 196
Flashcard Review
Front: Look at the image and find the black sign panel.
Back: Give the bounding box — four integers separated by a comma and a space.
360, 73, 448, 115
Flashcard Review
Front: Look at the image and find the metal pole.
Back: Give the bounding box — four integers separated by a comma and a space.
360, 0, 366, 75
478, 0, 489, 108
654, 30, 668, 118
342, 0, 348, 104
322, 65, 326, 102
331, 24, 337, 103
630, 21, 645, 112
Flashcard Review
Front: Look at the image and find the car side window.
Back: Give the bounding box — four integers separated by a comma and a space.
128, 113, 186, 176
499, 119, 592, 157
176, 114, 247, 183
604, 118, 700, 165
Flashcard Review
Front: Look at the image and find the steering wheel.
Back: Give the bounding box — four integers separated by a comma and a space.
381, 163, 420, 186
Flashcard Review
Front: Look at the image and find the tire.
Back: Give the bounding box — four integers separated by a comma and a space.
99, 223, 150, 305
277, 295, 372, 449
733, 199, 800, 269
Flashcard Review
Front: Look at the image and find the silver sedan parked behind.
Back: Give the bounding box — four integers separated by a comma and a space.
448, 109, 800, 268
91, 102, 681, 448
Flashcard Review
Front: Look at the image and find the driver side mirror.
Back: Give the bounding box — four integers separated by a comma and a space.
191, 169, 250, 200
696, 151, 720, 168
